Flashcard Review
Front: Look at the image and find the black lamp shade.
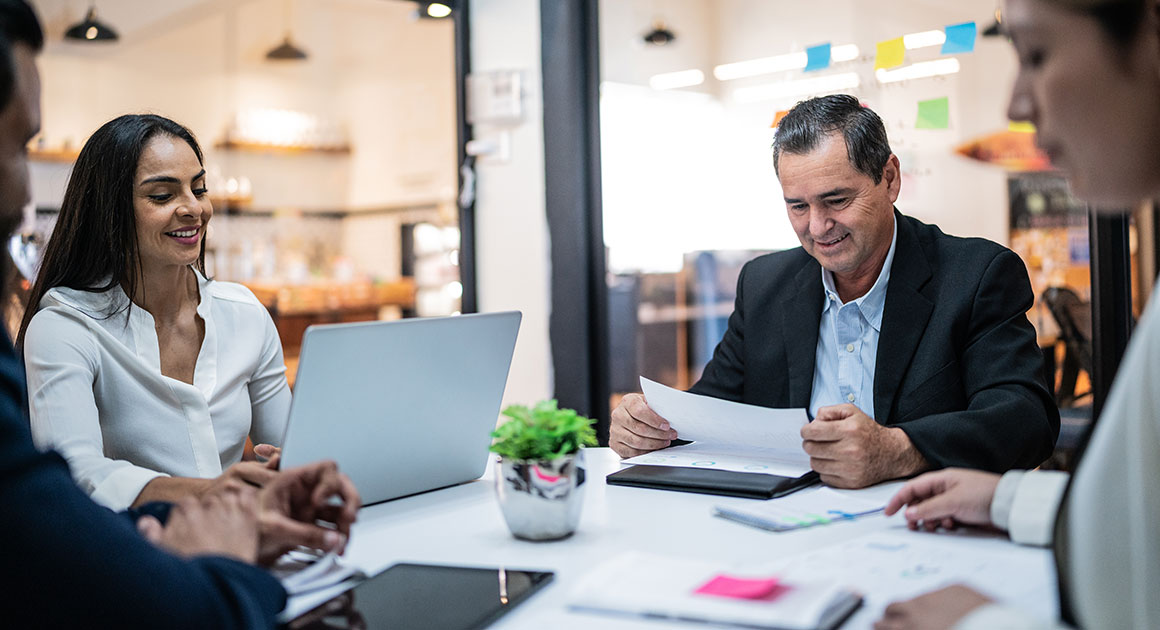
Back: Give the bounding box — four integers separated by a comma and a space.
266, 37, 308, 61
65, 8, 118, 42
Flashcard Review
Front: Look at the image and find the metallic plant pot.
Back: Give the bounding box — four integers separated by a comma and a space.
494, 450, 587, 541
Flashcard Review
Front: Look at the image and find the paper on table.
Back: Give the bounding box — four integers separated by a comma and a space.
271, 551, 366, 596
569, 552, 860, 630
759, 529, 1057, 627
625, 377, 811, 476
715, 487, 887, 532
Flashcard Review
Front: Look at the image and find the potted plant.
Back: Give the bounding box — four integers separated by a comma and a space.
490, 400, 597, 541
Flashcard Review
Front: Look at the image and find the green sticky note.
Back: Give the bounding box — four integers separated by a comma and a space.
916, 97, 950, 129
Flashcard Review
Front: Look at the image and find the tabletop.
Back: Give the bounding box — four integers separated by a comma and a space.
286, 448, 1058, 629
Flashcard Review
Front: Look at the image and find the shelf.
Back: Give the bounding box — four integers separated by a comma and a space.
29, 148, 80, 163
214, 140, 352, 155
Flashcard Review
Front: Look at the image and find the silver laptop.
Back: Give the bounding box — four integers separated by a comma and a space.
279, 311, 521, 505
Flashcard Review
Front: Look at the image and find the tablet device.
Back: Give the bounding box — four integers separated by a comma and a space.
606, 465, 821, 499
289, 563, 554, 630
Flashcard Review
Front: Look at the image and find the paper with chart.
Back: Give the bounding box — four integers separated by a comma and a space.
715, 486, 891, 532
622, 377, 811, 477
760, 529, 1057, 628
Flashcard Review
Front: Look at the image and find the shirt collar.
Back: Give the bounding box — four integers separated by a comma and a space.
820, 216, 898, 332
41, 266, 210, 315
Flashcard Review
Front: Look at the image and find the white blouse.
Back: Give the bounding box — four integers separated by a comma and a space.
25, 270, 291, 510
957, 280, 1160, 630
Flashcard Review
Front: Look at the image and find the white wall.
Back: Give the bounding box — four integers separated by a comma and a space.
598, 0, 1016, 276
29, 0, 457, 213
470, 0, 553, 408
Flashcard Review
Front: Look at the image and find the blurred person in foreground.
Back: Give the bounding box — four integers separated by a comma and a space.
877, 0, 1160, 628
0, 2, 360, 627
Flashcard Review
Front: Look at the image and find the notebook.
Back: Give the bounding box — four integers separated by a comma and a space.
568, 553, 861, 630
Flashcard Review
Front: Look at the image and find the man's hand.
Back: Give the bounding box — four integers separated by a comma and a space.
610, 394, 679, 458
256, 460, 361, 566
885, 468, 1002, 531
137, 480, 260, 564
875, 584, 993, 630
801, 404, 927, 488
253, 443, 282, 468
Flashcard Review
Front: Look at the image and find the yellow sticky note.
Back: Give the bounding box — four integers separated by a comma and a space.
875, 37, 905, 70
1008, 121, 1037, 133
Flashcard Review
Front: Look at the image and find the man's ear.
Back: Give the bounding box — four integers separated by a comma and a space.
882, 154, 902, 202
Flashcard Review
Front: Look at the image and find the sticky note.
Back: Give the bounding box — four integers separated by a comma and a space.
875, 37, 905, 70
804, 43, 831, 72
916, 97, 950, 129
1008, 120, 1037, 133
941, 22, 977, 54
695, 574, 786, 601
771, 110, 790, 128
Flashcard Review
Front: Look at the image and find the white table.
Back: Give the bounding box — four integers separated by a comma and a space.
289, 448, 1057, 629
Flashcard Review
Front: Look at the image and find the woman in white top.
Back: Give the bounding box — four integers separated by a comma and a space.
18, 114, 290, 511
875, 0, 1160, 628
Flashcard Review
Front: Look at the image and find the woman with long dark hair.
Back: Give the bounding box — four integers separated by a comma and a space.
19, 114, 290, 510
876, 0, 1160, 628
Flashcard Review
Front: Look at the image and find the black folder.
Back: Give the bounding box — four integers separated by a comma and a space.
606, 465, 821, 500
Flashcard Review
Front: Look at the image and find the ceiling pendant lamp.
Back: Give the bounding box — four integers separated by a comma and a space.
64, 3, 118, 42
266, 0, 308, 61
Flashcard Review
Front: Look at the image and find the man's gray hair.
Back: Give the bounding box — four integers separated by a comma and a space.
773, 94, 892, 184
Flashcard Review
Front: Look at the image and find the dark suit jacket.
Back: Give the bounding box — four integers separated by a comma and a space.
690, 211, 1059, 471
0, 330, 286, 629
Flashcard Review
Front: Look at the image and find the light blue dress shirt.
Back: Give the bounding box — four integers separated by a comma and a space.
809, 218, 898, 420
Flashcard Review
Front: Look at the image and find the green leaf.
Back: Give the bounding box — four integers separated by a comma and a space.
489, 399, 597, 460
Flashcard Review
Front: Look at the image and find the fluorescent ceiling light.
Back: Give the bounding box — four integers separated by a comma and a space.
831, 44, 860, 62
713, 44, 859, 81
903, 30, 946, 49
875, 58, 961, 83
649, 69, 705, 91
733, 72, 861, 104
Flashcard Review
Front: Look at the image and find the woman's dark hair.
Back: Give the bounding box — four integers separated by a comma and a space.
17, 114, 206, 348
1056, 0, 1148, 44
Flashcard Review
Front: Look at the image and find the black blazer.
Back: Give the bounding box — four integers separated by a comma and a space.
690, 212, 1059, 472
0, 330, 286, 629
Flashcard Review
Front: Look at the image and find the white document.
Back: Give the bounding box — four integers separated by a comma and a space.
715, 487, 889, 532
761, 529, 1057, 627
271, 551, 365, 596
569, 552, 861, 630
623, 377, 811, 476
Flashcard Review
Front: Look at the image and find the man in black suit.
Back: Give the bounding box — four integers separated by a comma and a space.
0, 3, 359, 626
611, 95, 1058, 489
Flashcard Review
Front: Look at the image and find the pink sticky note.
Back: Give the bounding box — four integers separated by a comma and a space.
694, 574, 787, 601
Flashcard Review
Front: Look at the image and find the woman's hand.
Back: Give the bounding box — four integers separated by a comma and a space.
875, 584, 993, 630
885, 468, 1002, 531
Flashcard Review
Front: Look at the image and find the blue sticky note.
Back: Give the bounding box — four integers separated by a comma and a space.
941, 22, 976, 54
804, 43, 831, 72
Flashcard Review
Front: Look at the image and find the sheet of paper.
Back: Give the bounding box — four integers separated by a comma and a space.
875, 37, 905, 70
804, 43, 831, 72
757, 529, 1057, 627
916, 97, 950, 129
941, 21, 977, 54
640, 377, 808, 448
271, 551, 365, 596
629, 377, 811, 475
715, 487, 888, 532
625, 442, 810, 477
